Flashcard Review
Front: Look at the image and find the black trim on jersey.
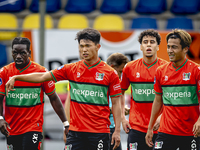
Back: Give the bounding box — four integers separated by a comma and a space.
130, 82, 154, 84
161, 84, 196, 87
164, 103, 199, 107
132, 99, 154, 103
71, 99, 109, 106
13, 86, 42, 88
5, 102, 44, 108
69, 80, 108, 87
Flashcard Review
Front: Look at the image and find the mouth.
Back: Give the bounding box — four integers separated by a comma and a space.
15, 60, 23, 64
146, 48, 152, 53
168, 54, 175, 59
83, 54, 88, 57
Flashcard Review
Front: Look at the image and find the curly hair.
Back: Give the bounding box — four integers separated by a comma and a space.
138, 29, 161, 45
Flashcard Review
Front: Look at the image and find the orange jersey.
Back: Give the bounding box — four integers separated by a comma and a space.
50, 59, 122, 133
121, 58, 167, 133
154, 59, 200, 136
0, 61, 55, 135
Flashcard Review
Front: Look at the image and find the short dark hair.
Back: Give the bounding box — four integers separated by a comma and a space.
166, 29, 192, 49
12, 37, 31, 52
138, 29, 161, 45
75, 28, 101, 45
107, 53, 129, 67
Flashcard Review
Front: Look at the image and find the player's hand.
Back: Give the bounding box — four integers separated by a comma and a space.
122, 118, 131, 133
64, 126, 69, 136
193, 118, 200, 137
0, 119, 11, 137
125, 105, 130, 115
6, 76, 16, 95
111, 130, 120, 150
145, 129, 154, 147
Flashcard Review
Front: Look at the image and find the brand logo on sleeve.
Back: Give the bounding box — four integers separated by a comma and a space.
57, 65, 64, 70
164, 76, 168, 81
96, 72, 104, 81
0, 78, 2, 85
113, 83, 121, 91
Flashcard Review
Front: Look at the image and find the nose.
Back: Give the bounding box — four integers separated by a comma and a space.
167, 47, 173, 53
16, 53, 22, 59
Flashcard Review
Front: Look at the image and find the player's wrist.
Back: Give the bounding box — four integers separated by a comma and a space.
0, 116, 4, 120
63, 121, 69, 128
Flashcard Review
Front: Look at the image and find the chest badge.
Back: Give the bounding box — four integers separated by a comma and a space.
183, 72, 191, 81
96, 72, 104, 81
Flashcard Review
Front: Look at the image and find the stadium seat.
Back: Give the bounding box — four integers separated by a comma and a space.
170, 0, 200, 14
166, 17, 193, 30
65, 0, 96, 13
100, 0, 131, 13
0, 0, 26, 12
135, 0, 167, 14
0, 43, 7, 67
0, 13, 18, 40
58, 14, 89, 29
22, 14, 53, 29
130, 17, 158, 29
93, 15, 124, 31
29, 0, 61, 13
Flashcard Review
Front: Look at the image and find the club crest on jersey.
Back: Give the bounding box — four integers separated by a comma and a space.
96, 72, 104, 81
155, 141, 163, 149
129, 142, 138, 150
57, 65, 64, 70
0, 78, 2, 86
183, 72, 191, 81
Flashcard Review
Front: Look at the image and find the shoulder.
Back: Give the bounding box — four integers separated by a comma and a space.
0, 62, 15, 73
124, 58, 141, 69
157, 58, 168, 65
31, 61, 48, 72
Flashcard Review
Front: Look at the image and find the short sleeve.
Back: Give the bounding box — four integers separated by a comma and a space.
50, 64, 70, 82
0, 67, 6, 95
196, 66, 200, 93
121, 64, 130, 91
109, 70, 122, 98
154, 68, 162, 95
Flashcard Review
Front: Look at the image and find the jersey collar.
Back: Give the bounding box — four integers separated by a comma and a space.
83, 58, 101, 69
172, 58, 188, 71
17, 60, 32, 73
142, 58, 158, 69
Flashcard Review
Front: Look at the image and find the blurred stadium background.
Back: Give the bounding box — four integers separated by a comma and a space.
0, 0, 200, 149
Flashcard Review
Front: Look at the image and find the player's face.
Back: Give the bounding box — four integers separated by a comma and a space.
113, 63, 126, 79
79, 39, 100, 64
140, 35, 159, 58
167, 38, 187, 66
12, 44, 30, 69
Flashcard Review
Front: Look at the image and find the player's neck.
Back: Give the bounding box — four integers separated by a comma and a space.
172, 57, 186, 67
143, 55, 157, 64
84, 57, 99, 66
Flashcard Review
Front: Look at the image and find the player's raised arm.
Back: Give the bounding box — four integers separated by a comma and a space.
6, 72, 52, 94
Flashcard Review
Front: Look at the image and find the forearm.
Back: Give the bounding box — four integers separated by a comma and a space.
112, 97, 121, 132
64, 92, 70, 123
13, 72, 52, 83
0, 95, 4, 116
49, 93, 67, 122
121, 93, 126, 120
148, 95, 163, 130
